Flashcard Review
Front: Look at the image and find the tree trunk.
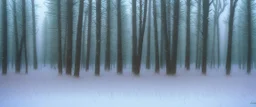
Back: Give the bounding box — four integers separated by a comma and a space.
153, 0, 159, 73
66, 0, 73, 75
185, 0, 191, 70
246, 0, 252, 74
226, 0, 238, 75
57, 0, 63, 75
2, 0, 8, 75
74, 0, 84, 77
95, 0, 101, 76
195, 0, 202, 69
169, 0, 180, 75
105, 0, 111, 71
13, 0, 19, 73
201, 0, 210, 74
117, 0, 123, 74
132, 0, 137, 74
22, 0, 28, 74
31, 0, 38, 70
146, 0, 152, 69
86, 0, 92, 71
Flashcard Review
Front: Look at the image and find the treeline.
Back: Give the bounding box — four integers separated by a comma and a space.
1, 0, 255, 77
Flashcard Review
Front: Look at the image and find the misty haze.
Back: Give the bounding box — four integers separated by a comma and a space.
0, 0, 256, 107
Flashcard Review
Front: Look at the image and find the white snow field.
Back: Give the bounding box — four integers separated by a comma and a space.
0, 65, 256, 107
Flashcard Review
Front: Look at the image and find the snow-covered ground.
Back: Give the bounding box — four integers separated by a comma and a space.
0, 66, 256, 107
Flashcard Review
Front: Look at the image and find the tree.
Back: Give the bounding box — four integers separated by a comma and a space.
146, 0, 152, 69
201, 0, 211, 74
66, 0, 74, 75
195, 0, 202, 69
185, 0, 191, 70
105, 0, 111, 71
117, 0, 123, 74
86, 0, 92, 71
226, 0, 238, 75
31, 0, 38, 70
95, 0, 102, 76
74, 0, 84, 77
246, 0, 253, 74
132, 0, 137, 74
57, 0, 63, 74
212, 0, 227, 68
2, 0, 8, 75
170, 0, 180, 75
153, 0, 159, 73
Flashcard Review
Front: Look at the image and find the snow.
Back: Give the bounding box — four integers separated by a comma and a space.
0, 66, 256, 107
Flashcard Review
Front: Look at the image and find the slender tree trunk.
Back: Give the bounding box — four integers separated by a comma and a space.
2, 0, 8, 75
146, 0, 152, 69
211, 14, 217, 68
66, 0, 74, 75
31, 0, 38, 70
185, 0, 191, 70
105, 0, 111, 71
170, 0, 180, 75
226, 0, 238, 75
132, 0, 137, 74
74, 0, 84, 77
57, 0, 63, 74
95, 0, 101, 76
13, 0, 19, 73
217, 18, 220, 68
117, 0, 123, 74
153, 0, 159, 73
196, 0, 202, 69
22, 0, 28, 74
201, 0, 210, 74
86, 0, 92, 71
246, 0, 252, 74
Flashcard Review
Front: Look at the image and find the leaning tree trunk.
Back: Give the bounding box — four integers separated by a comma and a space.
105, 0, 111, 71
74, 0, 84, 77
66, 0, 74, 75
201, 0, 210, 75
185, 0, 191, 70
31, 0, 38, 70
117, 0, 123, 74
86, 0, 92, 71
2, 0, 8, 75
95, 0, 102, 76
170, 0, 180, 75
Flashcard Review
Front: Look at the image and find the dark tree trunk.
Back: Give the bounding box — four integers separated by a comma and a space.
196, 0, 202, 69
95, 0, 101, 76
22, 0, 28, 74
185, 0, 191, 70
170, 0, 180, 75
132, 0, 137, 74
201, 0, 210, 75
66, 0, 74, 75
117, 0, 123, 74
146, 0, 152, 69
86, 0, 92, 71
105, 0, 111, 71
153, 0, 159, 73
31, 0, 38, 70
2, 0, 8, 75
74, 0, 84, 77
246, 0, 252, 74
161, 0, 171, 75
226, 0, 238, 75
13, 0, 19, 73
57, 0, 63, 75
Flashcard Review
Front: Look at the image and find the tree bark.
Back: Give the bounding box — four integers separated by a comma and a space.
74, 0, 84, 77
2, 0, 8, 75
95, 0, 102, 76
117, 0, 123, 74
66, 0, 74, 75
86, 0, 92, 71
153, 0, 159, 73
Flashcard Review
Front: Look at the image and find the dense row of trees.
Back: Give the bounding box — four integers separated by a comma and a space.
1, 0, 255, 77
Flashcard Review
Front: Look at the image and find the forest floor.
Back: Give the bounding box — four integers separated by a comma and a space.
0, 65, 256, 107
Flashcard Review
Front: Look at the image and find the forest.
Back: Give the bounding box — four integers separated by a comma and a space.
1, 0, 256, 77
